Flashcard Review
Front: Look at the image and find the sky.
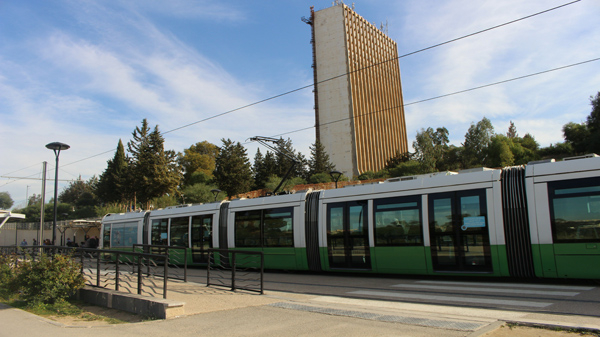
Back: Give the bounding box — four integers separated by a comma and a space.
1, 0, 599, 210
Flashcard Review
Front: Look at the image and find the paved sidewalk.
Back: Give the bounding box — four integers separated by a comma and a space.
1, 279, 599, 337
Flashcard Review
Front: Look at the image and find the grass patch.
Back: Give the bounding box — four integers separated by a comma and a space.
0, 296, 129, 324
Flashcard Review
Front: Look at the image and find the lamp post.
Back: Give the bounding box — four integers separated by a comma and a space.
329, 170, 342, 189
211, 189, 222, 201
46, 142, 70, 245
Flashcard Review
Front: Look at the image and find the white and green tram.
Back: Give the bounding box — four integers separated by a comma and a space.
101, 155, 600, 279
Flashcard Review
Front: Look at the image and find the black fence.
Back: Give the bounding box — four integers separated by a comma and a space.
207, 249, 264, 294
132, 244, 187, 282
1, 245, 172, 299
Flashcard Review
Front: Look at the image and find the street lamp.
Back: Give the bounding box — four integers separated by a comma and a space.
210, 189, 221, 201
329, 170, 343, 189
46, 142, 70, 245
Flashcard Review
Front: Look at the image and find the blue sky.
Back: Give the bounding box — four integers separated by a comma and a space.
1, 0, 599, 209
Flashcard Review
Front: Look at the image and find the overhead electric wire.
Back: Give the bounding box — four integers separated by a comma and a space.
397, 0, 581, 59
267, 57, 600, 139
61, 149, 118, 167
1, 162, 44, 177
0, 164, 56, 188
1, 0, 585, 183
162, 0, 581, 136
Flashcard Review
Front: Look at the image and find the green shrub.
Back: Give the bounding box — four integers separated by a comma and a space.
308, 172, 332, 184
15, 253, 85, 305
0, 254, 19, 299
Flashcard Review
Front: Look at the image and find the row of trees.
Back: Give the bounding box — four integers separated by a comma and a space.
373, 118, 539, 179
10, 119, 338, 221
360, 92, 600, 179
7, 92, 599, 221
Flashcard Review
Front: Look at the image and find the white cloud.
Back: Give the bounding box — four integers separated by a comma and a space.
2, 0, 599, 207
127, 0, 245, 21
392, 0, 600, 150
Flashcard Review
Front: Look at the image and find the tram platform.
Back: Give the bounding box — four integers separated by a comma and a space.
2, 275, 600, 337
166, 279, 600, 335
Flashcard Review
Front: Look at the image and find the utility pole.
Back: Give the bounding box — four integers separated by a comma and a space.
39, 161, 47, 245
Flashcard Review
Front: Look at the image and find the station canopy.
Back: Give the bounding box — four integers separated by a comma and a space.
0, 210, 26, 229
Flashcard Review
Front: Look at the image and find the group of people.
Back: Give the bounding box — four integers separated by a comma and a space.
18, 236, 98, 247
19, 238, 52, 246
66, 235, 99, 248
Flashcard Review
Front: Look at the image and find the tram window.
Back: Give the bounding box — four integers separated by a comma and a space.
103, 225, 111, 248
264, 208, 293, 247
374, 197, 422, 246
170, 216, 189, 247
235, 207, 294, 248
235, 210, 261, 247
192, 215, 212, 249
329, 207, 344, 234
461, 196, 480, 217
549, 177, 600, 242
151, 218, 168, 246
110, 221, 138, 247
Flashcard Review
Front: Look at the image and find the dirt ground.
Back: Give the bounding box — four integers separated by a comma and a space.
481, 324, 594, 337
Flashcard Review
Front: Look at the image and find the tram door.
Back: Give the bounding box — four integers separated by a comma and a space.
428, 190, 492, 272
191, 214, 212, 263
327, 201, 371, 269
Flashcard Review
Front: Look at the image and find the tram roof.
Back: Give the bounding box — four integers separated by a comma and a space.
102, 210, 147, 222
526, 154, 600, 179
229, 190, 309, 209
321, 168, 502, 200
148, 202, 222, 217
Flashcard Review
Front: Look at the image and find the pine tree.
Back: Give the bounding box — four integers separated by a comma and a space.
145, 126, 180, 202
97, 139, 130, 204
274, 138, 306, 179
214, 139, 253, 197
263, 151, 278, 177
506, 121, 518, 138
252, 149, 267, 189
308, 140, 335, 177
275, 138, 295, 177
127, 119, 180, 206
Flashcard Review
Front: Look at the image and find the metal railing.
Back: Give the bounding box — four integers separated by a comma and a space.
132, 244, 187, 282
1, 245, 171, 299
207, 249, 264, 294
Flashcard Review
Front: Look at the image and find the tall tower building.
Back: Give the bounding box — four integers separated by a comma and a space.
307, 4, 408, 177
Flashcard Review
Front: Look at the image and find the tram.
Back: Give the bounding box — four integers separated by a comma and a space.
101, 155, 600, 279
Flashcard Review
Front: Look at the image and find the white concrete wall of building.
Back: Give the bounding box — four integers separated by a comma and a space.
314, 5, 357, 177
0, 229, 52, 246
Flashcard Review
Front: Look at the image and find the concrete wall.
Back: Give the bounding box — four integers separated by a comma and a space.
314, 5, 356, 177
77, 287, 184, 319
0, 226, 100, 246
